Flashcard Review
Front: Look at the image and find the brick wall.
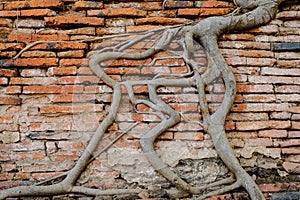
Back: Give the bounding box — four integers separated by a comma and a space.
0, 0, 300, 199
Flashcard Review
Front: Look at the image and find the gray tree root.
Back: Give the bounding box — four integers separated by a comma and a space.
0, 0, 289, 199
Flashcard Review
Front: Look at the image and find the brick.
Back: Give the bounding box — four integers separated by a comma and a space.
219, 41, 271, 50
0, 68, 17, 77
65, 27, 96, 35
243, 94, 276, 102
277, 94, 300, 102
0, 11, 20, 17
0, 77, 8, 85
258, 130, 288, 138
227, 113, 268, 121
292, 122, 300, 130
282, 162, 300, 174
243, 138, 273, 147
5, 86, 22, 94
0, 116, 13, 124
105, 18, 135, 27
277, 60, 300, 68
88, 8, 146, 17
288, 131, 300, 138
20, 9, 56, 17
20, 51, 56, 58
199, 1, 233, 8
274, 139, 300, 147
178, 8, 232, 17
10, 77, 58, 85
259, 183, 284, 192
136, 17, 190, 25
248, 76, 300, 85
74, 1, 103, 10
141, 2, 162, 11
282, 148, 300, 154
47, 67, 77, 76
164, 1, 193, 8
57, 50, 84, 58
177, 8, 200, 17
174, 132, 204, 141
59, 58, 88, 67
0, 132, 20, 144
236, 84, 274, 93
20, 69, 46, 77
4, 0, 62, 9
96, 27, 125, 35
60, 75, 102, 85
23, 85, 62, 94
31, 34, 69, 41
40, 105, 103, 114
45, 16, 104, 27
249, 25, 279, 35
0, 18, 13, 27
276, 85, 300, 93
270, 112, 291, 120
276, 11, 300, 20
227, 132, 257, 139
32, 42, 87, 50
0, 95, 21, 105
4, 58, 57, 67
220, 33, 255, 41
232, 103, 289, 112
15, 19, 45, 28
236, 121, 290, 131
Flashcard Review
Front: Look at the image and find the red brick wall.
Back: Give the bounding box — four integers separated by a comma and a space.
0, 0, 300, 199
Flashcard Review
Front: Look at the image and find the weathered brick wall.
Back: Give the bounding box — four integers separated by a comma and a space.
0, 0, 299, 199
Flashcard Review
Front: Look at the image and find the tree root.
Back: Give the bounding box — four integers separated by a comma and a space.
1, 0, 289, 199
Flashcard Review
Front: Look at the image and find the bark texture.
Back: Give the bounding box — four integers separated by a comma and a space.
0, 0, 289, 199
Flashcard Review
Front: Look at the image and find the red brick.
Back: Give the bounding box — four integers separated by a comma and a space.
59, 58, 88, 67
88, 8, 146, 17
244, 138, 273, 147
141, 2, 162, 11
236, 121, 290, 131
282, 148, 300, 154
282, 162, 300, 174
96, 27, 125, 35
5, 86, 22, 94
276, 85, 300, 93
20, 9, 56, 17
174, 132, 204, 141
258, 130, 288, 138
220, 33, 255, 41
232, 103, 289, 112
227, 132, 257, 139
31, 34, 69, 41
177, 8, 200, 17
274, 139, 300, 147
0, 68, 17, 77
47, 67, 77, 76
40, 105, 103, 114
248, 75, 300, 85
0, 95, 21, 105
74, 1, 103, 10
10, 77, 58, 85
288, 131, 300, 138
0, 11, 20, 17
23, 85, 62, 94
32, 42, 87, 50
4, 58, 57, 67
164, 1, 193, 8
4, 0, 62, 9
57, 50, 84, 58
45, 16, 104, 27
0, 116, 13, 123
292, 122, 300, 130
20, 51, 56, 58
276, 11, 300, 20
199, 1, 233, 8
0, 77, 8, 85
0, 18, 13, 27
259, 183, 284, 192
